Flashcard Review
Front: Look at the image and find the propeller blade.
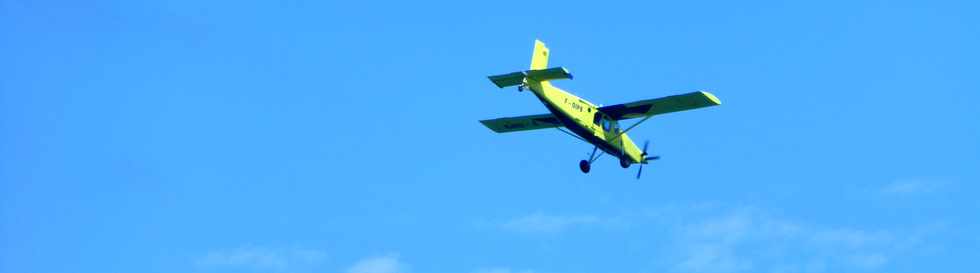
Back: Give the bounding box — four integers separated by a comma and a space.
646, 155, 661, 161
636, 164, 643, 179
641, 140, 650, 156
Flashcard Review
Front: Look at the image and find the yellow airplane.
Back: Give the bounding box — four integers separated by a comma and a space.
480, 40, 721, 179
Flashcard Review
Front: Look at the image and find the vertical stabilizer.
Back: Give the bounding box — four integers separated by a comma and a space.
530, 40, 549, 70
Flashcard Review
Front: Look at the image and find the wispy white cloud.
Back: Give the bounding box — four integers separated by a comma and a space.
471, 267, 537, 273
880, 178, 941, 195
666, 206, 929, 273
671, 209, 757, 273
346, 254, 408, 273
195, 246, 326, 271
500, 212, 601, 233
672, 242, 752, 273
495, 205, 938, 273
848, 253, 888, 269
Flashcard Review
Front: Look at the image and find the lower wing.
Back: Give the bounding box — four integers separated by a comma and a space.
479, 113, 562, 133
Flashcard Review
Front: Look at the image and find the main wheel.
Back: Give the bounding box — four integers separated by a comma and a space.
579, 160, 591, 173
620, 158, 631, 168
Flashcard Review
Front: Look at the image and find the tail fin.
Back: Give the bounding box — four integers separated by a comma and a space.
530, 39, 549, 70
487, 40, 572, 89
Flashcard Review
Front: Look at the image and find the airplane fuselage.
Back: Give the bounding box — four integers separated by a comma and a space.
526, 80, 645, 164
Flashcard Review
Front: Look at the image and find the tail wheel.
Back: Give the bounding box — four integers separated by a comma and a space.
579, 160, 591, 173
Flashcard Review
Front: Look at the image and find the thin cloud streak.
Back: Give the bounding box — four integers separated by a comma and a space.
471, 267, 537, 273
195, 246, 326, 271
346, 254, 408, 273
668, 207, 930, 273
498, 204, 938, 273
500, 212, 601, 233
880, 178, 941, 195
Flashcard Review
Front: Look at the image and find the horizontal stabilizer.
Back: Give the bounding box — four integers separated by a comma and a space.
487, 67, 572, 89
526, 67, 573, 81
488, 72, 526, 88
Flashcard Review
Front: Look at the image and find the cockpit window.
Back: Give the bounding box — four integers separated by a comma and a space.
595, 112, 618, 133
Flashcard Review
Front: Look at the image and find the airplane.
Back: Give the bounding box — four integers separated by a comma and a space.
480, 40, 721, 179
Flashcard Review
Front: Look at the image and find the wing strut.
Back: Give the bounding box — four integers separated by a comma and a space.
609, 114, 654, 142
555, 127, 588, 143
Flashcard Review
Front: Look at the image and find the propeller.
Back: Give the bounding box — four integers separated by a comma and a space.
637, 140, 660, 179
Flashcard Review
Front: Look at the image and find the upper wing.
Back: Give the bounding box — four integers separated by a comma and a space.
599, 91, 721, 120
479, 113, 562, 133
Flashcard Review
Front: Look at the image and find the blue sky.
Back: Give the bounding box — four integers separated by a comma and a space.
1, 0, 978, 273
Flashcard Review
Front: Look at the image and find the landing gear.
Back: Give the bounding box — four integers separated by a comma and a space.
619, 158, 631, 168
579, 160, 591, 173
580, 146, 602, 174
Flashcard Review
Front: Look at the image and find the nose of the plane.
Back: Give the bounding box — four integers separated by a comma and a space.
624, 139, 645, 163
